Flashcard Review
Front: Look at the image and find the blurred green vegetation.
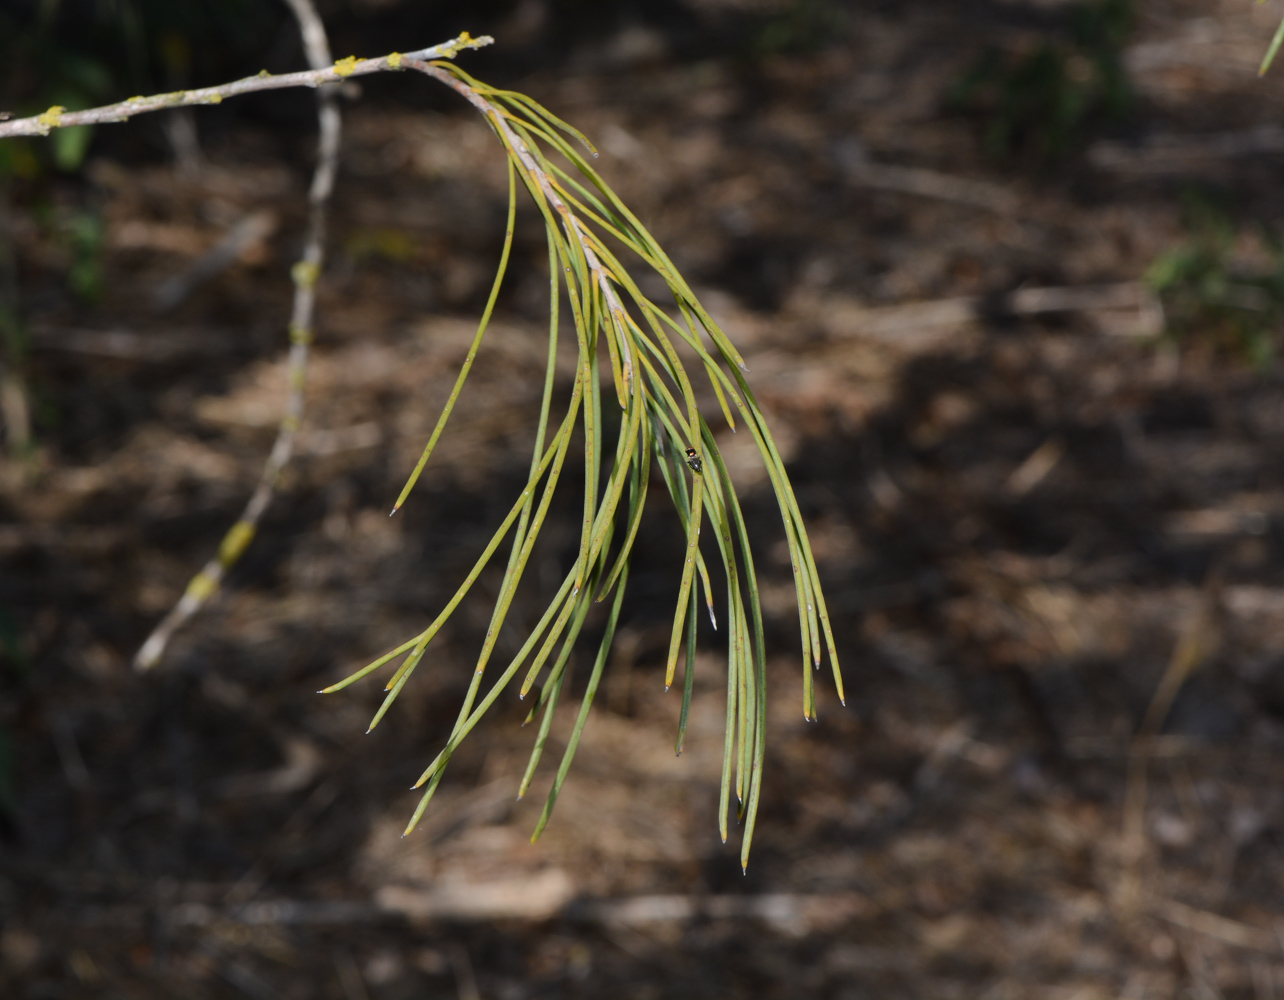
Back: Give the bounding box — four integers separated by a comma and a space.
949, 0, 1134, 161
63, 209, 105, 304
752, 0, 849, 56
1147, 192, 1284, 370
346, 227, 419, 267
0, 0, 283, 179
0, 1, 285, 454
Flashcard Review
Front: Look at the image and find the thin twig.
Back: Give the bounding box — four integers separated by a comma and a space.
151, 209, 278, 313
1119, 570, 1223, 909
0, 36, 493, 140
27, 324, 238, 360
149, 888, 873, 930
843, 159, 1021, 214
134, 0, 346, 671
1007, 436, 1066, 496
1089, 125, 1284, 174
77, 38, 494, 670
799, 281, 1164, 347
1154, 897, 1280, 953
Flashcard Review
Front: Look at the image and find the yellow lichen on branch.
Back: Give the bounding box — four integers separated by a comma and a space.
291, 260, 320, 289
36, 106, 65, 134
217, 521, 258, 566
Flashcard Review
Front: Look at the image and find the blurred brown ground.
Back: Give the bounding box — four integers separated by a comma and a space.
6, 0, 1284, 997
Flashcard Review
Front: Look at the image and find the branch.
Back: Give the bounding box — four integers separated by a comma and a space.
4, 22, 838, 862
403, 60, 636, 400
131, 27, 487, 671
0, 34, 493, 139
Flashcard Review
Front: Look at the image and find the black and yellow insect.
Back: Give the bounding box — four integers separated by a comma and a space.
685, 448, 702, 474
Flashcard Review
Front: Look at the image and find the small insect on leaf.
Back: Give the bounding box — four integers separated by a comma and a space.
685, 448, 703, 474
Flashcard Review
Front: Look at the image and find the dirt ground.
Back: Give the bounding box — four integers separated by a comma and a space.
6, 0, 1284, 997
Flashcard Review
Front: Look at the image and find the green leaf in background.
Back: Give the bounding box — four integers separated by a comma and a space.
51, 123, 93, 172
1261, 12, 1284, 75
1146, 191, 1284, 370
0, 139, 40, 181
949, 0, 1134, 161
66, 210, 103, 302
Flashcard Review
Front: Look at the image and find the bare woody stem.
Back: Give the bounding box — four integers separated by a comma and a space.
0, 33, 629, 675
121, 32, 489, 669
135, 4, 344, 669
0, 35, 493, 139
